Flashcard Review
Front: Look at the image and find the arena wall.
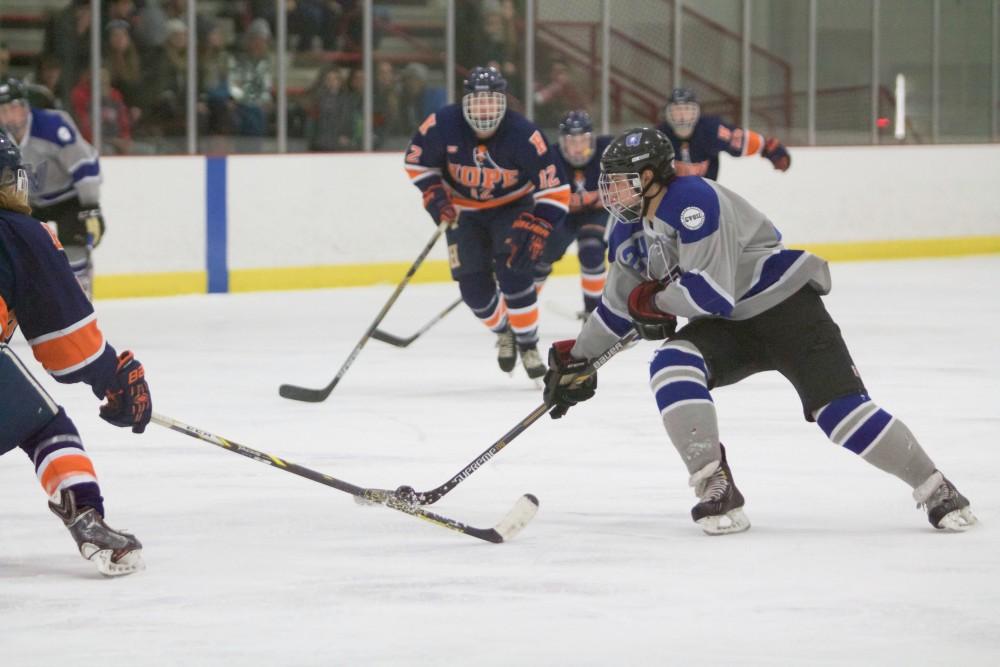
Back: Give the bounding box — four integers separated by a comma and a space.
93, 145, 1000, 299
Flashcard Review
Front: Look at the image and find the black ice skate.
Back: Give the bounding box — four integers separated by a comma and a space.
913, 471, 977, 531
496, 327, 517, 373
690, 444, 750, 535
49, 488, 145, 576
518, 343, 547, 379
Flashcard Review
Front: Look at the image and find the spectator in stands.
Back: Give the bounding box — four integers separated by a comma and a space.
374, 60, 400, 146
70, 66, 133, 155
23, 55, 63, 110
479, 0, 520, 94
288, 0, 339, 52
0, 42, 10, 77
533, 59, 585, 128
398, 63, 446, 133
146, 17, 188, 137
43, 0, 93, 107
307, 66, 356, 152
107, 0, 137, 24
228, 18, 275, 138
105, 20, 144, 124
197, 19, 232, 136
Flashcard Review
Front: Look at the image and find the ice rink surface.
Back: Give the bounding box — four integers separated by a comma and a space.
1, 256, 998, 666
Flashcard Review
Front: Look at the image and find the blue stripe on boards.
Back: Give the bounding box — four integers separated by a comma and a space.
206, 157, 228, 293
817, 393, 870, 437
843, 408, 893, 455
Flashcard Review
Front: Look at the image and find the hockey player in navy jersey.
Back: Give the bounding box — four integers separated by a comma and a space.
543, 127, 975, 535
657, 87, 791, 181
0, 77, 105, 298
533, 110, 612, 318
0, 130, 151, 576
404, 66, 570, 378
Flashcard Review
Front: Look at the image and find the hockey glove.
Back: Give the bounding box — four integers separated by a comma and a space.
543, 340, 597, 419
505, 212, 552, 271
100, 351, 152, 434
761, 138, 791, 171
627, 280, 678, 340
422, 183, 458, 228
78, 208, 106, 247
568, 190, 601, 213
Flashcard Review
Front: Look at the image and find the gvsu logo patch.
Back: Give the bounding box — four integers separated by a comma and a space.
625, 132, 642, 147
680, 206, 705, 230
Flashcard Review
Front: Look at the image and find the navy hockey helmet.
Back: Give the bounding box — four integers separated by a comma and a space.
598, 127, 675, 225
558, 110, 596, 167
0, 129, 29, 208
663, 87, 700, 138
462, 66, 507, 136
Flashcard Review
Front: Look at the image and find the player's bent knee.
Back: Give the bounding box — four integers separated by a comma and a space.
0, 345, 60, 455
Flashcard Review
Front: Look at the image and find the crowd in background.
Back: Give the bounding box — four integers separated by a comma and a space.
0, 0, 590, 154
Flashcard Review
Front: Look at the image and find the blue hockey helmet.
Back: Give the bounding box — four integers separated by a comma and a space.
663, 87, 700, 138
462, 66, 507, 136
558, 110, 596, 167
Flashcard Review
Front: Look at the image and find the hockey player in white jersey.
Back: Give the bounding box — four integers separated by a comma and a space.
0, 77, 104, 298
543, 127, 976, 535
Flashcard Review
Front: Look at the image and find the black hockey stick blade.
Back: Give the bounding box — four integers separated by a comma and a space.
278, 380, 338, 402
370, 328, 417, 348
151, 412, 538, 543
371, 297, 464, 349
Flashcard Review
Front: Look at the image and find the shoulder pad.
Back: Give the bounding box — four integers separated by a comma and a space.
655, 177, 720, 243
30, 109, 78, 147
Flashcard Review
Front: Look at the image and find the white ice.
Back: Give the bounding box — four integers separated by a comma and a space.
2, 257, 998, 666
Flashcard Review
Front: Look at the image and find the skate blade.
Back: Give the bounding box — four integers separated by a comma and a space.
937, 507, 978, 531
84, 546, 145, 577
697, 508, 751, 536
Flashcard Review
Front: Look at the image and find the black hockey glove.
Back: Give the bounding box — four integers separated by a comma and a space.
627, 280, 678, 340
78, 208, 106, 247
100, 351, 152, 434
761, 137, 791, 171
543, 340, 597, 420
505, 212, 552, 271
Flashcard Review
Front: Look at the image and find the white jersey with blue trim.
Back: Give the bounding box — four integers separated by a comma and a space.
571, 175, 832, 359
16, 107, 101, 208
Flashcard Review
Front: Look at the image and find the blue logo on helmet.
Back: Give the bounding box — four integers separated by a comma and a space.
625, 132, 642, 147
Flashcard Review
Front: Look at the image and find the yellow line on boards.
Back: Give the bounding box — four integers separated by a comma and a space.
90, 236, 1000, 299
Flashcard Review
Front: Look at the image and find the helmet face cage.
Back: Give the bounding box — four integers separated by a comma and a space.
559, 132, 595, 167
462, 91, 506, 135
665, 101, 700, 138
598, 171, 644, 226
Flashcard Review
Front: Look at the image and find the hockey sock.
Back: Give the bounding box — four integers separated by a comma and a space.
649, 341, 721, 476
578, 236, 606, 313
815, 394, 936, 489
497, 268, 539, 347
20, 408, 104, 517
533, 260, 553, 294
460, 274, 508, 333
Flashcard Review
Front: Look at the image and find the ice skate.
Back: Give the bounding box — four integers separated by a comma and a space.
690, 445, 750, 535
518, 343, 547, 379
49, 489, 144, 576
496, 327, 517, 373
913, 471, 977, 531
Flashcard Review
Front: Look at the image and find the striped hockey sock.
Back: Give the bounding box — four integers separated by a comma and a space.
20, 408, 104, 517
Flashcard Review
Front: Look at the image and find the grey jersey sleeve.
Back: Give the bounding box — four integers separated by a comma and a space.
570, 238, 645, 360
55, 112, 102, 206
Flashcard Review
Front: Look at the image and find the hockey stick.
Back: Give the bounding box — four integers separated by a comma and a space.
371, 297, 464, 348
369, 330, 641, 507
279, 221, 449, 402
151, 412, 539, 544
